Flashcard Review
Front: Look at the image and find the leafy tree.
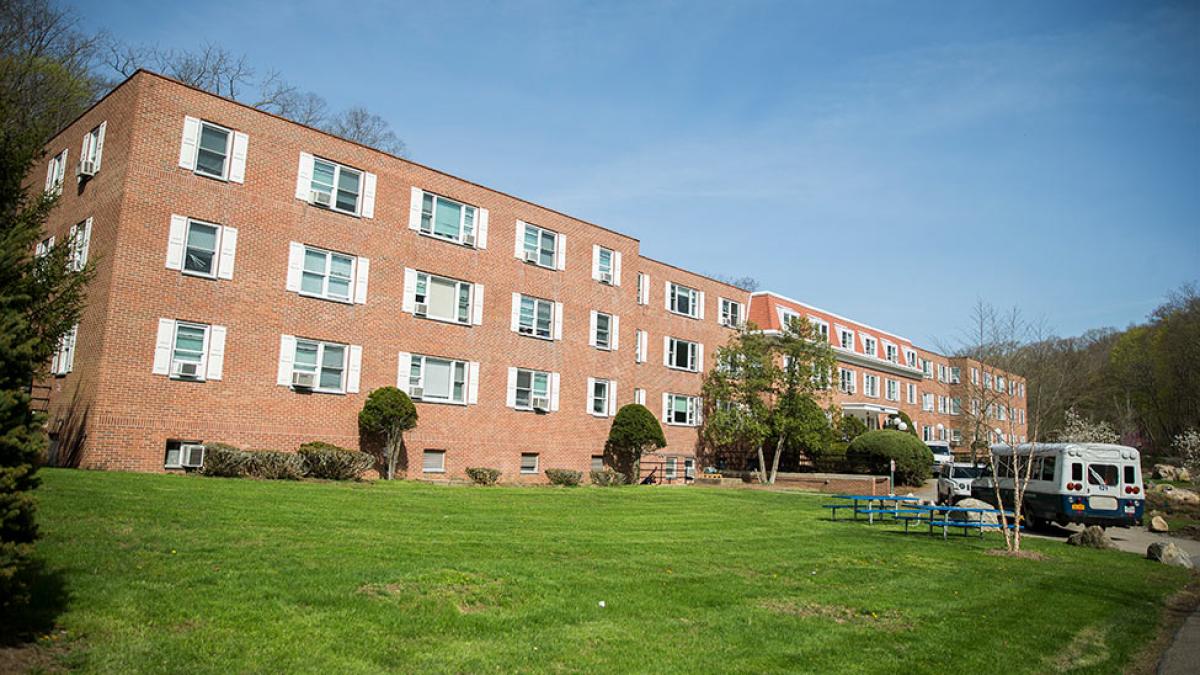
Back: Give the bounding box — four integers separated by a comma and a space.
1058, 408, 1119, 444
605, 404, 666, 483
358, 387, 417, 480
836, 410, 867, 442
846, 430, 933, 486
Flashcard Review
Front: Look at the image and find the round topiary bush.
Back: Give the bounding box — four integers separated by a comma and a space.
298, 442, 373, 480
846, 430, 933, 486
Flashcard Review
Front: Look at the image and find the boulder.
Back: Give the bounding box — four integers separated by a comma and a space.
1153, 464, 1192, 482
1148, 515, 1170, 533
1147, 541, 1194, 569
1067, 525, 1117, 550
948, 498, 999, 525
1155, 485, 1200, 507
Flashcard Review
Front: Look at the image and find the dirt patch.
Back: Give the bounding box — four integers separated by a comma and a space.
359, 569, 507, 614
1126, 580, 1200, 675
0, 631, 74, 674
986, 548, 1049, 561
760, 599, 902, 629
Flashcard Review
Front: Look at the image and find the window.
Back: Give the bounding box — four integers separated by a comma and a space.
937, 364, 947, 382
839, 368, 856, 394
906, 383, 917, 404
522, 222, 559, 268
35, 236, 54, 258
922, 393, 934, 412
1123, 465, 1135, 485
68, 219, 92, 272
1087, 464, 1119, 487
685, 458, 695, 479
415, 272, 473, 324
1019, 383, 1025, 398
997, 376, 1006, 393
155, 319, 226, 381
885, 379, 899, 401
863, 373, 879, 397
862, 335, 877, 357
300, 247, 355, 302
668, 282, 700, 318
1041, 456, 1058, 482
590, 378, 611, 416
937, 396, 946, 413
884, 343, 898, 363
666, 337, 700, 372
591, 311, 614, 350
951, 429, 963, 444
164, 439, 203, 470
172, 322, 208, 377
420, 192, 476, 244
423, 450, 446, 473
923, 426, 932, 442
720, 298, 743, 328
905, 349, 917, 368
594, 246, 616, 284
293, 339, 347, 393
665, 457, 677, 480
591, 455, 605, 472
665, 393, 700, 426
950, 398, 962, 415
998, 405, 1007, 421
1071, 462, 1083, 482
521, 453, 540, 474
950, 367, 961, 384
517, 295, 555, 339
812, 364, 831, 390
634, 387, 646, 405
635, 329, 647, 363
45, 149, 67, 194
80, 122, 105, 174
838, 328, 855, 350
983, 372, 993, 389
514, 369, 550, 410
810, 318, 830, 341
310, 157, 362, 215
195, 121, 232, 179
409, 355, 468, 404
50, 324, 77, 376
637, 272, 649, 305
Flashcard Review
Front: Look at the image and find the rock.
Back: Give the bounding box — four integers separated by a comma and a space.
1153, 464, 1192, 482
1149, 515, 1170, 533
1147, 541, 1194, 569
1159, 486, 1200, 507
1067, 525, 1117, 550
948, 498, 999, 525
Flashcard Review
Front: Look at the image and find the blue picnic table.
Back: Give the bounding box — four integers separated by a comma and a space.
824, 494, 921, 524
895, 504, 1021, 540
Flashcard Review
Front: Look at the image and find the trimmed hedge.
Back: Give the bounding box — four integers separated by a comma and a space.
245, 451, 305, 480
465, 467, 502, 485
545, 468, 582, 486
298, 443, 373, 480
845, 430, 933, 486
810, 442, 848, 472
202, 443, 250, 477
589, 468, 625, 486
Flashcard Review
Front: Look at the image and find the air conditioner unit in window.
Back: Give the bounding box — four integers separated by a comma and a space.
292, 370, 316, 388
173, 361, 200, 379
409, 386, 424, 400
463, 233, 476, 247
414, 302, 428, 317
531, 396, 550, 412
180, 443, 206, 468
310, 190, 333, 207
523, 250, 539, 263
600, 271, 613, 285
518, 325, 534, 335
77, 159, 97, 177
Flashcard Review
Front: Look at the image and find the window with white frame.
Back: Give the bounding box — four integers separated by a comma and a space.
810, 317, 830, 341
906, 383, 917, 404
589, 378, 611, 416
812, 364, 832, 390
779, 309, 801, 330
408, 354, 468, 404
922, 359, 933, 378
172, 322, 208, 376
419, 192, 476, 243
154, 319, 226, 381
950, 397, 962, 415
665, 393, 700, 426
517, 294, 555, 339
862, 335, 877, 357
905, 349, 917, 368
79, 122, 106, 175
937, 364, 947, 382
937, 396, 946, 413
591, 311, 615, 350
952, 429, 963, 444
998, 405, 1007, 421
514, 369, 550, 410
970, 367, 979, 384
520, 453, 540, 474
950, 367, 961, 384
668, 282, 700, 318
68, 219, 92, 272
45, 149, 67, 195
634, 387, 646, 405
163, 439, 203, 469
666, 337, 700, 372
938, 427, 947, 441
414, 272, 473, 324
594, 246, 616, 284
997, 376, 1006, 393
971, 398, 980, 415
35, 236, 54, 258
309, 157, 363, 215
922, 426, 932, 442
50, 324, 78, 376
423, 450, 446, 473
521, 222, 560, 269
838, 327, 854, 350
665, 457, 677, 480
719, 298, 743, 327
983, 372, 993, 389
863, 373, 879, 397
301, 246, 355, 302
637, 272, 648, 305
167, 216, 237, 281
293, 339, 347, 393
1019, 383, 1025, 398
884, 343, 898, 363
922, 393, 934, 412
885, 379, 899, 401
635, 329, 647, 363
195, 121, 233, 180
839, 368, 856, 394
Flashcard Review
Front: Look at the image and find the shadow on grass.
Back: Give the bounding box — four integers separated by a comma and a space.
0, 558, 70, 646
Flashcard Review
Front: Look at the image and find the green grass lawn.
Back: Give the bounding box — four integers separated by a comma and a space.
23, 469, 1191, 673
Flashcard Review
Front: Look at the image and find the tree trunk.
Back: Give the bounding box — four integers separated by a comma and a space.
756, 444, 768, 484
769, 435, 785, 485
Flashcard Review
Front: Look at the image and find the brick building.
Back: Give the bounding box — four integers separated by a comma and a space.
32, 71, 1025, 480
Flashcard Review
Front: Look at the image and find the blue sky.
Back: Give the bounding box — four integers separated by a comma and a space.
72, 0, 1199, 346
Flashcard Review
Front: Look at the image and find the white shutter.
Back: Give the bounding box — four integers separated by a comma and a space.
277, 335, 296, 385
354, 257, 370, 304
611, 315, 620, 351
166, 215, 187, 270
472, 283, 485, 325
400, 267, 417, 313
45, 158, 55, 192
613, 252, 622, 286
179, 116, 200, 170
662, 392, 670, 422
217, 226, 237, 280
62, 325, 77, 374
396, 352, 412, 391
638, 330, 648, 363
698, 291, 706, 319
663, 336, 671, 366
76, 218, 93, 269
50, 344, 61, 376
556, 234, 567, 270
697, 343, 705, 372
467, 361, 480, 404
477, 208, 488, 248
514, 221, 525, 259
94, 121, 106, 170
408, 187, 423, 230
608, 382, 618, 416
229, 131, 249, 183
640, 273, 650, 305
361, 172, 377, 218
153, 318, 175, 375
55, 150, 66, 192
346, 345, 363, 393
553, 302, 563, 340
506, 367, 518, 408
206, 325, 227, 381
591, 244, 601, 281
295, 152, 314, 200
286, 242, 304, 291
588, 311, 598, 347
510, 292, 521, 332
664, 280, 672, 310
586, 377, 596, 413
550, 372, 560, 412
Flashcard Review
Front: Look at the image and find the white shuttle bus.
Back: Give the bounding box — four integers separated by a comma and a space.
971, 443, 1144, 528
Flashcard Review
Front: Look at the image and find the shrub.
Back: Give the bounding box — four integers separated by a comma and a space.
299, 443, 373, 481
606, 404, 667, 481
244, 450, 305, 480
837, 415, 868, 442
202, 443, 250, 477
358, 387, 418, 479
465, 467, 502, 485
846, 430, 933, 486
545, 468, 582, 486
589, 468, 625, 486
810, 442, 848, 472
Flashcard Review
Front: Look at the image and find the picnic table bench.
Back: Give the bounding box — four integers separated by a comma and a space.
896, 504, 1021, 540
823, 495, 921, 524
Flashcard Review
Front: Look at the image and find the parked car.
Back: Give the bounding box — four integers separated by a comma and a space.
927, 441, 954, 467
938, 463, 986, 504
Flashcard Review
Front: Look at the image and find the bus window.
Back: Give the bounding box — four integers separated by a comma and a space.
1087, 464, 1119, 487
1071, 462, 1083, 482
1123, 465, 1136, 485
1041, 456, 1056, 481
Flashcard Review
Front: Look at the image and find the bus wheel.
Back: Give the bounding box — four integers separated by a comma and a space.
1023, 508, 1040, 531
